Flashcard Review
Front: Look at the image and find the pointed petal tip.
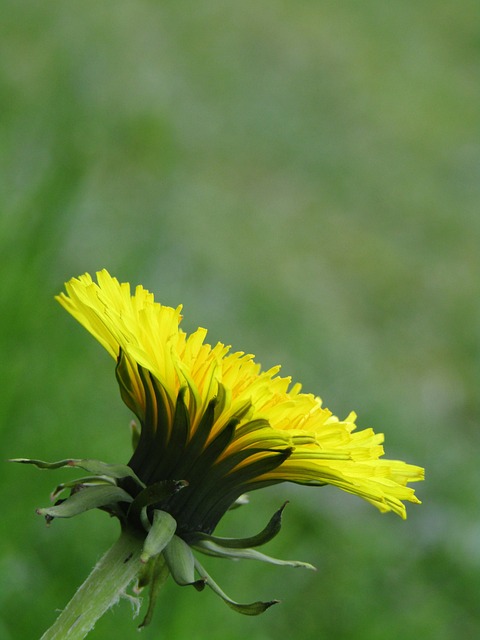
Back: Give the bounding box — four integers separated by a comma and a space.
299, 561, 317, 571
35, 509, 54, 526
266, 599, 280, 608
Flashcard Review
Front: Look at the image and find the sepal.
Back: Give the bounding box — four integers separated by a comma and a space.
140, 510, 177, 564
138, 554, 171, 629
193, 557, 279, 616
163, 535, 206, 590
192, 502, 287, 549
10, 457, 145, 488
50, 475, 116, 501
193, 539, 316, 571
136, 555, 156, 592
36, 485, 133, 522
127, 479, 188, 531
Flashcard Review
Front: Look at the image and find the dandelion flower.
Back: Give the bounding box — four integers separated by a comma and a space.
15, 270, 423, 635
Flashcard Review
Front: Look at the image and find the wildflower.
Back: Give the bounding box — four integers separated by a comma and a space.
15, 270, 423, 631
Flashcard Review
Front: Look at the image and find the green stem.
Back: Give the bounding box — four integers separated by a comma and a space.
40, 528, 144, 640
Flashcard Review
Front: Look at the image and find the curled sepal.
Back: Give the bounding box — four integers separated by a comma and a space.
36, 485, 133, 521
194, 502, 287, 549
71, 461, 144, 487
138, 554, 170, 629
11, 457, 145, 488
140, 510, 177, 564
194, 539, 316, 571
163, 535, 206, 591
10, 457, 72, 470
193, 557, 278, 616
50, 476, 116, 501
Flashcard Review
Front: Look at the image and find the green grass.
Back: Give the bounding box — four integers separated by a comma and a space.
1, 1, 479, 638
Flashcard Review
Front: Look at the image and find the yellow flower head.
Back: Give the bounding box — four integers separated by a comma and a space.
12, 270, 424, 624
55, 269, 423, 537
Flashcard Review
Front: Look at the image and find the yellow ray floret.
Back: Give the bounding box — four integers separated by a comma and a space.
56, 270, 423, 521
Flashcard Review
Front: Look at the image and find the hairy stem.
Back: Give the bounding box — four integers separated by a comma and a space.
40, 528, 144, 640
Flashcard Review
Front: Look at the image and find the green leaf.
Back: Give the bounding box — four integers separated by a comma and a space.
140, 510, 177, 564
193, 557, 279, 616
163, 536, 205, 590
36, 485, 133, 520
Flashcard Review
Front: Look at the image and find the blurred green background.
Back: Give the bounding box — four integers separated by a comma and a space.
1, 1, 479, 638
